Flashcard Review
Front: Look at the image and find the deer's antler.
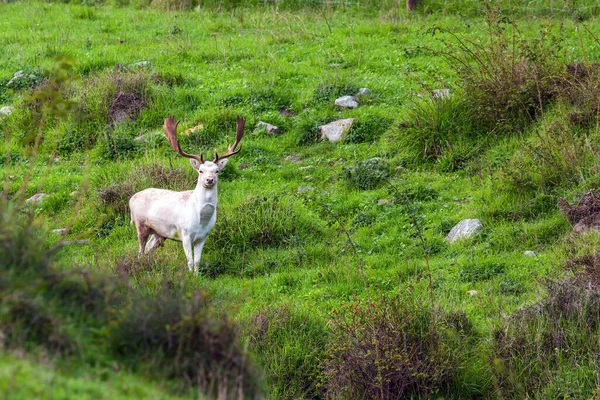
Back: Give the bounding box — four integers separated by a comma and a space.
163, 115, 204, 163
213, 116, 245, 163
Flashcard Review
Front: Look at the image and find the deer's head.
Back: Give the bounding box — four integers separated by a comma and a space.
163, 115, 245, 189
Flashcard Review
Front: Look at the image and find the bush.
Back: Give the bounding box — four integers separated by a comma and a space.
323, 296, 462, 399
440, 9, 562, 134
110, 287, 259, 397
345, 115, 393, 144
400, 96, 480, 168
492, 254, 600, 398
248, 304, 327, 399
342, 157, 390, 190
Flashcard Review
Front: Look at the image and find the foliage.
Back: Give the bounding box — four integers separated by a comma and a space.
342, 158, 390, 190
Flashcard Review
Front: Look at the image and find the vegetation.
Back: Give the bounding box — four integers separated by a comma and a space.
2, 0, 600, 398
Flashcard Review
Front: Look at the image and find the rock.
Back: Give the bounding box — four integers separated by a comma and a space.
298, 186, 314, 193
131, 61, 150, 68
254, 121, 282, 136
524, 250, 537, 257
377, 199, 394, 206
70, 191, 79, 197
335, 95, 359, 109
467, 290, 478, 296
318, 118, 355, 143
6, 71, 24, 87
25, 193, 49, 204
284, 154, 303, 163
279, 106, 296, 118
52, 228, 67, 236
239, 163, 250, 170
355, 88, 372, 97
559, 190, 600, 233
299, 165, 314, 171
446, 219, 483, 243
432, 89, 450, 99
0, 106, 14, 117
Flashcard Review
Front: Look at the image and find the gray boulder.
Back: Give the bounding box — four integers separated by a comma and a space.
25, 193, 49, 204
335, 95, 359, 109
319, 118, 355, 142
255, 121, 282, 136
0, 106, 13, 117
355, 88, 372, 97
446, 219, 483, 243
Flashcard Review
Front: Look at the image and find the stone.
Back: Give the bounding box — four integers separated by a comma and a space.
131, 61, 150, 68
298, 186, 314, 193
70, 191, 78, 197
25, 193, 49, 204
284, 154, 302, 163
0, 106, 14, 117
377, 199, 394, 206
524, 250, 537, 257
52, 228, 67, 236
432, 89, 450, 99
318, 118, 355, 143
355, 88, 372, 97
335, 95, 359, 109
467, 290, 478, 296
239, 163, 250, 170
298, 165, 314, 171
254, 121, 282, 136
446, 219, 483, 243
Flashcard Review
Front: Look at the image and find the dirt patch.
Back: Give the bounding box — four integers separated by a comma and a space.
566, 251, 600, 290
559, 189, 600, 233
109, 91, 146, 124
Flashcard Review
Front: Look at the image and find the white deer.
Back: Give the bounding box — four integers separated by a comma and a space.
129, 115, 245, 273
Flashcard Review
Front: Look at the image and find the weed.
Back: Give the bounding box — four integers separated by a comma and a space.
248, 304, 327, 399
323, 296, 460, 399
342, 157, 390, 190
345, 115, 393, 144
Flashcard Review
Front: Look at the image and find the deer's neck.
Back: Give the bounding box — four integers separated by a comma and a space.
192, 184, 218, 206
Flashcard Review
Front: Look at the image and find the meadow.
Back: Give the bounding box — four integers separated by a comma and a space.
2, 0, 600, 398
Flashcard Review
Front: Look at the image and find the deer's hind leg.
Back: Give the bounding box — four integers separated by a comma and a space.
144, 233, 166, 254
134, 222, 152, 255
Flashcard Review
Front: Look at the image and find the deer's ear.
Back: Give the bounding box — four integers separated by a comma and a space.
190, 159, 202, 170
216, 158, 229, 169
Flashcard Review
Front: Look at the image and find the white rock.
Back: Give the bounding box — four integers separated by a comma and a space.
356, 88, 372, 97
298, 165, 314, 171
446, 219, 483, 243
0, 106, 13, 117
25, 193, 49, 204
254, 121, 282, 135
335, 95, 359, 109
467, 290, 478, 296
377, 199, 394, 206
318, 118, 355, 143
524, 250, 537, 257
52, 228, 67, 235
298, 186, 314, 193
131, 61, 150, 68
432, 89, 450, 99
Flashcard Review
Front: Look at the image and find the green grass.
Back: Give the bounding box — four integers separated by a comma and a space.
2, 0, 600, 398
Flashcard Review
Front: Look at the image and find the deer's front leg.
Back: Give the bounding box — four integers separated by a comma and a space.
182, 236, 194, 272
192, 240, 206, 274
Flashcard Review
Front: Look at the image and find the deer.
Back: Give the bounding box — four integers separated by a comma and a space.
129, 115, 245, 273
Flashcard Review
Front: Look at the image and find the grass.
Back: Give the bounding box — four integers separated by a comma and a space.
2, 0, 600, 398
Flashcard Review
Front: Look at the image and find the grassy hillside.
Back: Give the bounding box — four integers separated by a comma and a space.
2, 1, 600, 398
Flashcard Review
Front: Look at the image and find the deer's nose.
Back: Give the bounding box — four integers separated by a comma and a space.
206, 178, 215, 184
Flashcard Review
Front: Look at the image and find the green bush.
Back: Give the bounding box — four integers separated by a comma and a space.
342, 158, 390, 190
248, 304, 327, 399
345, 115, 393, 144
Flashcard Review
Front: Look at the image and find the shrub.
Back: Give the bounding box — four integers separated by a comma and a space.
323, 296, 461, 399
110, 287, 259, 397
342, 157, 390, 190
248, 304, 327, 399
440, 9, 562, 134
400, 96, 480, 168
492, 254, 600, 398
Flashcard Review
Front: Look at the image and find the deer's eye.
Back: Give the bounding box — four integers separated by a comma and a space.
216, 170, 220, 174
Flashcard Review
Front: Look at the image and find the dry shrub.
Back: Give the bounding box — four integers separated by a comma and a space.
108, 90, 146, 125
559, 189, 600, 233
492, 255, 600, 397
97, 182, 135, 216
110, 288, 259, 397
559, 62, 600, 127
323, 297, 459, 399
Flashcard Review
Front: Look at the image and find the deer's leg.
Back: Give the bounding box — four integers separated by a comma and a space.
144, 233, 165, 254
135, 222, 151, 255
192, 240, 206, 274
182, 235, 194, 272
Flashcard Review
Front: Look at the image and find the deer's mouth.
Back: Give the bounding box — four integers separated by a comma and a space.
203, 182, 216, 188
